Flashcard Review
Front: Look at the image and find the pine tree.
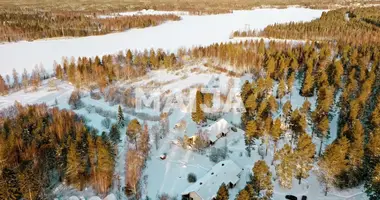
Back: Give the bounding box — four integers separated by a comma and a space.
277, 79, 286, 107
192, 90, 204, 124
109, 124, 121, 144
274, 144, 294, 189
127, 119, 141, 149
138, 123, 150, 157
235, 189, 250, 200
266, 57, 276, 78
318, 137, 349, 196
126, 49, 133, 66
0, 168, 22, 200
367, 128, 380, 164
0, 75, 8, 95
252, 160, 273, 199
271, 118, 282, 163
258, 39, 265, 55
371, 98, 380, 128
301, 67, 315, 97
282, 100, 292, 125
347, 120, 364, 169
216, 183, 229, 200
366, 163, 380, 199
294, 133, 315, 184
12, 68, 19, 90
316, 115, 329, 156
289, 109, 307, 144
287, 72, 295, 99
241, 80, 252, 102
117, 105, 125, 127
18, 163, 43, 200
245, 120, 261, 141
95, 139, 115, 194
66, 140, 81, 188
332, 60, 343, 88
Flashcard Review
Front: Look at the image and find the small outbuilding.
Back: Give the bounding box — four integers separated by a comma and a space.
205, 118, 230, 144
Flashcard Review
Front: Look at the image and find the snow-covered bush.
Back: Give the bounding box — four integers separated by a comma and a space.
209, 147, 228, 163
156, 193, 177, 200
101, 117, 111, 129
68, 90, 84, 109
94, 107, 117, 119
85, 105, 95, 113
187, 173, 197, 183
90, 91, 101, 100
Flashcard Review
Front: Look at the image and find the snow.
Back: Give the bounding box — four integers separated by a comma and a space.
0, 7, 326, 76
181, 160, 242, 199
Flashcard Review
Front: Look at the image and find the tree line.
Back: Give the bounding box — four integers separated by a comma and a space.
0, 10, 180, 42
260, 7, 380, 45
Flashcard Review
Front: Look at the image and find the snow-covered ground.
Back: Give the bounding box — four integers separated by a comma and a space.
0, 65, 367, 199
0, 7, 326, 76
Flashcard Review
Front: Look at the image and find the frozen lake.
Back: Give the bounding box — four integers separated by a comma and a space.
0, 8, 326, 76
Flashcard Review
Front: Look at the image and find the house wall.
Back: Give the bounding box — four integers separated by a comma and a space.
189, 192, 202, 200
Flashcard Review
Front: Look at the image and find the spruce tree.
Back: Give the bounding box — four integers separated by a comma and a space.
109, 124, 121, 144
216, 183, 229, 200
117, 105, 125, 127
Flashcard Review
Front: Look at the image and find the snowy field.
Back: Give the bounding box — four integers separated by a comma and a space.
0, 7, 326, 76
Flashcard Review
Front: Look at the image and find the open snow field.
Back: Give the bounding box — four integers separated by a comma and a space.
0, 7, 326, 76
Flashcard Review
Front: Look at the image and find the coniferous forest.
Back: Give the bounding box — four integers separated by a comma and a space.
0, 104, 116, 199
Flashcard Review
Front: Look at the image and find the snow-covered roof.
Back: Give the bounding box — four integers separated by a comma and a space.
206, 118, 230, 142
182, 160, 242, 199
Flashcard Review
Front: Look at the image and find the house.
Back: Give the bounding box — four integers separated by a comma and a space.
205, 118, 230, 145
182, 160, 242, 200
184, 118, 231, 147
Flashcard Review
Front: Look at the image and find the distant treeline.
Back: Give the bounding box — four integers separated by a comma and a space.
1, 0, 379, 14
233, 7, 380, 45
0, 11, 180, 42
